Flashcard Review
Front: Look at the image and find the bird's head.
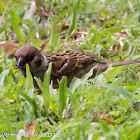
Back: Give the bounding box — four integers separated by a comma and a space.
15, 46, 43, 76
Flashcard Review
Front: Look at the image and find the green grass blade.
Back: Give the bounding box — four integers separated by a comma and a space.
50, 17, 59, 45
66, 0, 80, 41
69, 67, 95, 93
25, 64, 34, 92
104, 84, 133, 98
57, 9, 72, 21
10, 10, 23, 44
43, 62, 52, 108
0, 69, 9, 89
19, 92, 38, 119
34, 77, 43, 91
90, 27, 129, 44
101, 27, 129, 35
81, 67, 95, 85
50, 9, 72, 45
138, 0, 140, 21
98, 118, 110, 133
69, 77, 81, 93
24, 64, 35, 122
76, 124, 81, 140
0, 0, 12, 26
59, 76, 67, 114
23, 19, 42, 47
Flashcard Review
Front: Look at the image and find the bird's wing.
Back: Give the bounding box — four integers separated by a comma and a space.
44, 51, 97, 76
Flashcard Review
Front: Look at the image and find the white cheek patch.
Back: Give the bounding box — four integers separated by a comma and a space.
28, 55, 49, 77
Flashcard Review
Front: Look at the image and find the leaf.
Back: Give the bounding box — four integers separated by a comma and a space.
138, 0, 140, 21
59, 77, 67, 114
96, 45, 102, 58
0, 0, 5, 14
19, 92, 38, 119
35, 63, 52, 109
34, 77, 43, 91
50, 103, 61, 119
129, 55, 140, 60
24, 19, 42, 47
90, 27, 129, 44
69, 67, 95, 93
104, 84, 133, 98
24, 64, 35, 122
66, 0, 80, 41
25, 64, 34, 93
10, 10, 23, 43
42, 62, 52, 108
50, 9, 72, 45
50, 17, 59, 45
76, 124, 81, 140
101, 27, 129, 35
0, 69, 9, 89
69, 78, 82, 93
0, 0, 11, 26
109, 111, 119, 116
56, 9, 72, 21
98, 118, 110, 132
90, 31, 100, 44
81, 67, 95, 85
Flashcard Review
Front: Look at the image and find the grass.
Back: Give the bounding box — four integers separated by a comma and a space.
0, 0, 140, 139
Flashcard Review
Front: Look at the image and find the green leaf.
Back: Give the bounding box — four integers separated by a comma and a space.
96, 45, 102, 58
24, 64, 34, 122
50, 9, 72, 45
19, 92, 38, 119
98, 118, 110, 133
81, 67, 95, 85
90, 27, 129, 44
101, 27, 129, 35
76, 124, 81, 140
59, 76, 67, 114
42, 62, 52, 108
57, 9, 72, 21
93, 132, 99, 140
0, 69, 9, 89
69, 67, 95, 93
10, 10, 23, 43
138, 0, 140, 21
109, 111, 119, 116
50, 102, 61, 119
0, 0, 5, 14
34, 77, 43, 91
69, 77, 82, 93
50, 17, 59, 45
25, 64, 34, 92
0, 0, 11, 26
104, 84, 133, 98
24, 19, 42, 47
66, 0, 80, 41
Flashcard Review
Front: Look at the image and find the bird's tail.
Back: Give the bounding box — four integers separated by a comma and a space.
89, 60, 140, 79
107, 60, 140, 67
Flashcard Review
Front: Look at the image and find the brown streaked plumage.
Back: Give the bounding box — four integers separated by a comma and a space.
14, 46, 140, 89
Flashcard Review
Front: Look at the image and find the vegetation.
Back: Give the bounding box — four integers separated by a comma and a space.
0, 0, 140, 139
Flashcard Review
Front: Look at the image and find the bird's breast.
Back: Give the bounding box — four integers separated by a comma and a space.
30, 58, 49, 81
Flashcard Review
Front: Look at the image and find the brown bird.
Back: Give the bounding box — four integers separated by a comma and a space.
14, 46, 140, 89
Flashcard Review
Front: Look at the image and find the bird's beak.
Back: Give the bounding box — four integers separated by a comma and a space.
17, 57, 22, 68
16, 57, 26, 69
